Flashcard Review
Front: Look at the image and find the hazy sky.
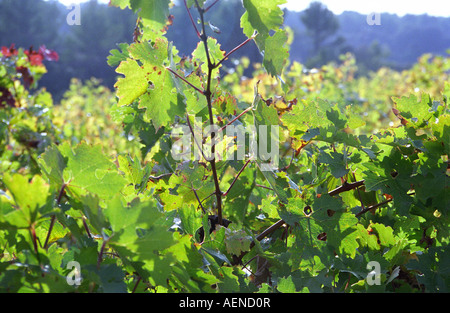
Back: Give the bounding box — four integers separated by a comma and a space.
281, 0, 450, 17
57, 0, 450, 17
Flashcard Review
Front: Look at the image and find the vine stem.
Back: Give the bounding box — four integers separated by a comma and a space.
218, 105, 253, 133
352, 172, 365, 212
97, 236, 111, 269
355, 192, 415, 217
214, 37, 254, 69
193, 0, 223, 225
174, 0, 259, 226
255, 184, 273, 190
43, 216, 56, 250
132, 276, 142, 293
166, 67, 204, 95
328, 180, 365, 196
44, 183, 66, 249
192, 184, 207, 214
186, 113, 207, 160
30, 224, 39, 256
232, 219, 286, 265
222, 159, 251, 197
183, 0, 200, 38
82, 217, 92, 238
355, 199, 392, 218
204, 0, 220, 12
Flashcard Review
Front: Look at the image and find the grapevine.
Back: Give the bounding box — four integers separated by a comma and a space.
0, 0, 448, 294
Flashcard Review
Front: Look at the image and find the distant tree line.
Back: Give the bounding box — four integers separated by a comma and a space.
1, 0, 449, 100
0, 0, 136, 100
286, 2, 450, 72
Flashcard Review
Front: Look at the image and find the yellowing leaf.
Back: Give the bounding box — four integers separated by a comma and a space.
114, 59, 149, 106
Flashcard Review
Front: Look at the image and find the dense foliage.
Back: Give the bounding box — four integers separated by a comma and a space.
1, 0, 450, 98
0, 0, 449, 293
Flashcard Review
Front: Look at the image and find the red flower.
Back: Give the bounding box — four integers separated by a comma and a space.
28, 53, 44, 66
38, 45, 59, 62
24, 45, 59, 66
1, 44, 58, 65
1, 44, 18, 58
24, 47, 44, 66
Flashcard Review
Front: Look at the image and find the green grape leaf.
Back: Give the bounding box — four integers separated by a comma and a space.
355, 224, 381, 250
114, 40, 185, 130
129, 0, 172, 33
139, 71, 185, 130
192, 37, 226, 75
240, 0, 287, 76
258, 168, 298, 205
409, 246, 450, 292
252, 88, 281, 171
0, 202, 32, 229
277, 270, 332, 293
105, 197, 176, 285
115, 59, 149, 107
184, 84, 208, 114
224, 227, 252, 256
138, 122, 165, 158
109, 0, 130, 9
117, 154, 152, 192
345, 105, 366, 129
1, 174, 50, 228
370, 223, 396, 247
393, 94, 434, 127
37, 144, 66, 188
62, 143, 126, 199
362, 149, 415, 216
158, 161, 215, 211
39, 143, 126, 200
107, 43, 130, 67
431, 113, 450, 154
317, 151, 349, 179
262, 29, 289, 77
78, 194, 110, 235
240, 0, 286, 47
280, 98, 332, 137
178, 204, 202, 236
128, 38, 167, 63
277, 275, 298, 293
250, 84, 300, 203
281, 99, 365, 151
260, 196, 279, 219
308, 195, 359, 258
97, 264, 128, 293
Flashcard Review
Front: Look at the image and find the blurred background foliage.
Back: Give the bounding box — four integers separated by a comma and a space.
0, 0, 449, 101
0, 0, 449, 293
